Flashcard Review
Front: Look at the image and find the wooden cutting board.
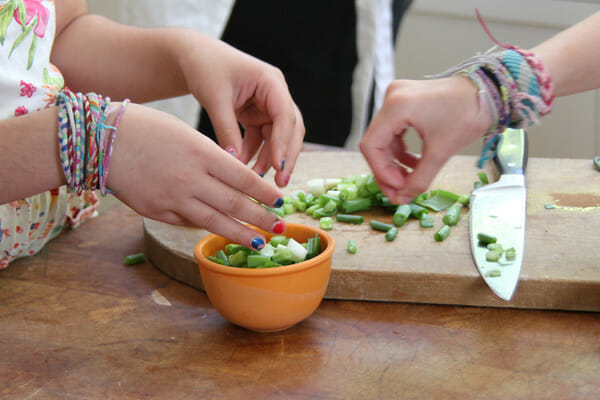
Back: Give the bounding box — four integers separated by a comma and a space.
144, 151, 600, 311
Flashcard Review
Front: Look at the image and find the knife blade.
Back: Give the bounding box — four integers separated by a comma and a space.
469, 128, 528, 301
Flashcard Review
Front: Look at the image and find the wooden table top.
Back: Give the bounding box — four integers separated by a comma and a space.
2, 198, 599, 400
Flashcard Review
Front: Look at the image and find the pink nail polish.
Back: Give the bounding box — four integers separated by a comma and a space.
225, 146, 237, 157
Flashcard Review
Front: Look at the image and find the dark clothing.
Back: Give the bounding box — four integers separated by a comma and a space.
198, 0, 412, 147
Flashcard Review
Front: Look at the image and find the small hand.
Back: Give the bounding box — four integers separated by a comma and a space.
360, 76, 492, 204
108, 104, 287, 250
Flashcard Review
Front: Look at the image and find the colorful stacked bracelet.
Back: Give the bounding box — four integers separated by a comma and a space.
55, 89, 130, 195
428, 11, 554, 166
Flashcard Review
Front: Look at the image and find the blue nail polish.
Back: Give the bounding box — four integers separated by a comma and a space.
273, 197, 284, 208
251, 237, 265, 250
259, 172, 265, 178
280, 159, 286, 171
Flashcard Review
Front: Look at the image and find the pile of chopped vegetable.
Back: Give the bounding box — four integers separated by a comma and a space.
265, 172, 490, 246
208, 233, 322, 268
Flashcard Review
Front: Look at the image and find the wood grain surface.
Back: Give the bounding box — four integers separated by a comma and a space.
145, 151, 600, 311
1, 200, 599, 399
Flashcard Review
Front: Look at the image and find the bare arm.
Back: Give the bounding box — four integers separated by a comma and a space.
532, 11, 600, 97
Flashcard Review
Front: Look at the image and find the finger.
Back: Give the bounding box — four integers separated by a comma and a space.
205, 97, 244, 158
206, 150, 283, 210
272, 105, 305, 187
237, 126, 264, 165
393, 145, 451, 205
177, 199, 284, 251
359, 110, 410, 192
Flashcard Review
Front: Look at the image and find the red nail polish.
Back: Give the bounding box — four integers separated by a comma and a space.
284, 175, 290, 186
272, 220, 286, 234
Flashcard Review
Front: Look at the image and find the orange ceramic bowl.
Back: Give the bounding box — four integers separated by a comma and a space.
194, 223, 335, 333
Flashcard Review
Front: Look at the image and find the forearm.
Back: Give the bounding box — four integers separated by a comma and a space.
51, 13, 197, 102
531, 11, 600, 97
0, 109, 65, 203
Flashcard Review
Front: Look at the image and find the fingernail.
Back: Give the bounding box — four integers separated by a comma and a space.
271, 220, 286, 234
225, 146, 237, 157
273, 197, 284, 208
284, 175, 290, 186
280, 159, 286, 171
258, 172, 265, 178
251, 237, 265, 250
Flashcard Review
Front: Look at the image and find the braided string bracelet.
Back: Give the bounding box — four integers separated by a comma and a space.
55, 89, 129, 195
427, 10, 555, 167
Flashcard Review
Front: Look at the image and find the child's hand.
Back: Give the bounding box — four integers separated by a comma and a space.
107, 103, 287, 250
181, 34, 305, 188
359, 76, 493, 205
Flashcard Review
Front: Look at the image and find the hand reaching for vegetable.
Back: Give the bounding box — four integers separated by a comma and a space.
107, 103, 286, 250
359, 76, 493, 205
181, 32, 305, 187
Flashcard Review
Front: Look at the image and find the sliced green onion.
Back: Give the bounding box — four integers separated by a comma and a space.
442, 204, 462, 226
124, 252, 146, 265
393, 204, 411, 227
487, 243, 504, 254
341, 197, 372, 213
420, 215, 434, 228
488, 269, 502, 278
478, 172, 489, 185
385, 227, 399, 242
336, 214, 364, 224
476, 232, 497, 245
319, 217, 334, 230
369, 220, 394, 232
434, 225, 451, 242
305, 233, 321, 260
594, 156, 600, 171
347, 240, 357, 254
409, 203, 428, 219
486, 250, 500, 262
417, 190, 459, 212
505, 247, 516, 261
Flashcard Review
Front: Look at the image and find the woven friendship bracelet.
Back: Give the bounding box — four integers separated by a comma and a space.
55, 89, 128, 195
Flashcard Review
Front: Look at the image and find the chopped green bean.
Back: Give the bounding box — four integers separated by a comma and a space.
476, 232, 497, 245
336, 214, 364, 224
420, 215, 435, 228
320, 217, 334, 230
124, 252, 146, 265
434, 225, 451, 242
369, 220, 394, 232
385, 227, 399, 242
393, 204, 411, 227
347, 240, 357, 254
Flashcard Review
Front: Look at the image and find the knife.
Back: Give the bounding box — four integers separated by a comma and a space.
469, 128, 528, 301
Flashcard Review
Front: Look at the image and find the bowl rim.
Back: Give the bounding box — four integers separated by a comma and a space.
194, 222, 335, 277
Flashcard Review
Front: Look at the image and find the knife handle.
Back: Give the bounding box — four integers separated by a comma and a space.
493, 128, 528, 175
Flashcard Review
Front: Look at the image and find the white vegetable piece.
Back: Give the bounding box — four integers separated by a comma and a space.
284, 238, 307, 262
307, 178, 326, 196
259, 243, 275, 257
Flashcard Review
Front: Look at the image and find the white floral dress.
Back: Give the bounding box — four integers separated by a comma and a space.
0, 0, 98, 268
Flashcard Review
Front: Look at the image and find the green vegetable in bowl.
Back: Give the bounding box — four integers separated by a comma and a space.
210, 233, 322, 269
